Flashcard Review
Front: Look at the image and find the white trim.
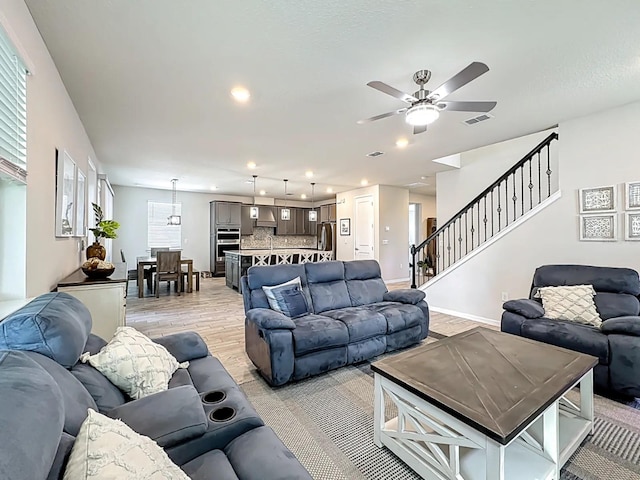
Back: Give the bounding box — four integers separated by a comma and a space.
385, 276, 410, 284
0, 11, 35, 74
427, 305, 500, 327
420, 190, 563, 289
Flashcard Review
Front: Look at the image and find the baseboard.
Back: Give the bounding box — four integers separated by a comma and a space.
429, 305, 500, 327
385, 277, 410, 284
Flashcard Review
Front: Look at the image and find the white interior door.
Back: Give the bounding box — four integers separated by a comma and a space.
355, 195, 374, 260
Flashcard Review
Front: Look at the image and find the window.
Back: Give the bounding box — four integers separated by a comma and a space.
0, 25, 27, 182
148, 202, 181, 249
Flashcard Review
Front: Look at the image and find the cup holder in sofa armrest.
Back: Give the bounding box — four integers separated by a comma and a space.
202, 390, 226, 404
209, 407, 236, 423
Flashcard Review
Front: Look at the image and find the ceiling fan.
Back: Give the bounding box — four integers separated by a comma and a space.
358, 62, 497, 134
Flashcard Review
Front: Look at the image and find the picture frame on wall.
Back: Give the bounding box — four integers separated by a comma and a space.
625, 181, 640, 210
579, 214, 617, 241
75, 168, 86, 237
339, 218, 350, 236
55, 149, 76, 237
624, 212, 640, 241
578, 185, 617, 214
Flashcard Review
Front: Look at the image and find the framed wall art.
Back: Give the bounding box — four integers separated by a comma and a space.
625, 181, 640, 210
340, 218, 351, 236
55, 149, 76, 237
579, 214, 617, 242
75, 168, 86, 237
578, 185, 617, 214
624, 212, 640, 241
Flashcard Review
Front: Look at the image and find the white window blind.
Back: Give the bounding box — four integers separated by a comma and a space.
148, 202, 182, 248
0, 25, 27, 180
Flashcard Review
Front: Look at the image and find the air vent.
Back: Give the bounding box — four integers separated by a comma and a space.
366, 151, 384, 157
463, 113, 493, 126
404, 182, 429, 188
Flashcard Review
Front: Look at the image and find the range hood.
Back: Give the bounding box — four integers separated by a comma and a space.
256, 206, 277, 227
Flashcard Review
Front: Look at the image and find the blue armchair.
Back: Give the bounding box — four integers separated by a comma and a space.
502, 265, 640, 397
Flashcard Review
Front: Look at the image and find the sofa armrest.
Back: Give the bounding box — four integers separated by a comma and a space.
105, 385, 207, 448
383, 289, 426, 305
601, 316, 640, 337
246, 308, 296, 330
503, 299, 545, 319
153, 332, 209, 363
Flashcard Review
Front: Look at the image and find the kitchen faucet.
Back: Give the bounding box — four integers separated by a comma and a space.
266, 235, 273, 251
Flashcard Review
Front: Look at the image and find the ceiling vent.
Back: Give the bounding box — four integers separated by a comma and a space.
366, 151, 384, 157
404, 182, 429, 188
463, 113, 493, 126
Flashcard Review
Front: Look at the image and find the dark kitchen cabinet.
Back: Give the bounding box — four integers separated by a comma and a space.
241, 205, 254, 235
319, 203, 337, 223
297, 208, 317, 235
276, 207, 297, 235
215, 202, 241, 226
328, 203, 337, 222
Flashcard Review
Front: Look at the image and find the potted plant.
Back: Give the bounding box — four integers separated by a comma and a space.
86, 203, 120, 260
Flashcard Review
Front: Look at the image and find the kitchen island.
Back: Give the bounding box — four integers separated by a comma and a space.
225, 249, 333, 292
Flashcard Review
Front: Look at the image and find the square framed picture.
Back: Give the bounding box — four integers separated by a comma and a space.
339, 218, 350, 236
579, 185, 617, 214
579, 214, 617, 241
624, 212, 640, 241
625, 181, 640, 210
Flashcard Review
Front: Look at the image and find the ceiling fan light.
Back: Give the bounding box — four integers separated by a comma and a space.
405, 104, 440, 126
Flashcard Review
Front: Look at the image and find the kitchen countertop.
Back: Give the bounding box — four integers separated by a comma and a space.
227, 249, 319, 256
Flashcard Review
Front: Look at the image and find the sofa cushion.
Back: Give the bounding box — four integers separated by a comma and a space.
63, 409, 190, 480
277, 286, 310, 318
535, 285, 602, 327
520, 318, 609, 364
595, 292, 640, 320
80, 326, 188, 400
291, 314, 349, 355
322, 307, 387, 343
0, 292, 92, 368
70, 362, 128, 412
344, 260, 387, 306
46, 432, 74, 480
181, 449, 239, 480
24, 352, 97, 436
306, 262, 351, 313
531, 264, 640, 296
262, 277, 302, 313
0, 351, 65, 480
369, 302, 424, 334
246, 264, 308, 311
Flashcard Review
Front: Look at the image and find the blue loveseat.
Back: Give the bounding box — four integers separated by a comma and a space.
502, 264, 640, 397
0, 292, 311, 480
241, 260, 430, 386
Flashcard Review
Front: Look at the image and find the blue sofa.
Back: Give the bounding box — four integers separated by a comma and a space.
0, 292, 311, 480
241, 260, 430, 386
502, 265, 640, 397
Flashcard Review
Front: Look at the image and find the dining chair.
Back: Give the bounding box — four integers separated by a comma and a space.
154, 251, 182, 297
150, 247, 170, 257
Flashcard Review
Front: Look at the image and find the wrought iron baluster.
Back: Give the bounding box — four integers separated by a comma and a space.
546, 144, 552, 198
491, 188, 494, 236
465, 211, 468, 255
457, 218, 463, 261
521, 166, 524, 215
505, 179, 509, 226
537, 151, 541, 204
497, 182, 502, 231
483, 197, 487, 243
512, 172, 517, 222
528, 159, 533, 210
447, 226, 451, 268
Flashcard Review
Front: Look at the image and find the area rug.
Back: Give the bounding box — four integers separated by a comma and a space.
241, 364, 640, 480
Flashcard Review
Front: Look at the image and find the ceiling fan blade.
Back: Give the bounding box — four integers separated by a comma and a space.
427, 62, 490, 101
438, 101, 497, 112
357, 108, 407, 124
413, 124, 427, 135
367, 81, 417, 103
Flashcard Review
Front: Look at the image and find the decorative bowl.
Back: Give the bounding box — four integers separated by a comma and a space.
82, 267, 115, 279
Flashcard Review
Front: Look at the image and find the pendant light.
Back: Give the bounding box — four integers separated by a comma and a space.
250, 175, 259, 219
281, 179, 291, 220
167, 178, 181, 225
309, 182, 317, 222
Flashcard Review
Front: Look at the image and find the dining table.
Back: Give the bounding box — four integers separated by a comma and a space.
136, 256, 194, 298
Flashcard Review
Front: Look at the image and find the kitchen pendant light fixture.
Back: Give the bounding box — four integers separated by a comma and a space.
250, 175, 259, 219
167, 178, 181, 225
281, 179, 291, 221
309, 183, 317, 222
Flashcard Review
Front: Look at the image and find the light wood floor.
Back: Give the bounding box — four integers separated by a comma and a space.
126, 277, 497, 385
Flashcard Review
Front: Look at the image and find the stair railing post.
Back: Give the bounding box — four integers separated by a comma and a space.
410, 244, 417, 289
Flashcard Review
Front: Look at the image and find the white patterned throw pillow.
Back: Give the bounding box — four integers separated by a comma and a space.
63, 409, 190, 480
80, 327, 188, 400
535, 284, 602, 327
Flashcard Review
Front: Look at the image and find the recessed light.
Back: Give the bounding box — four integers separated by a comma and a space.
259, 190, 266, 195
301, 194, 307, 199
361, 179, 369, 186
231, 86, 250, 103
326, 187, 333, 193
247, 161, 257, 169
396, 138, 409, 148
420, 176, 428, 180
210, 186, 218, 191
305, 170, 314, 179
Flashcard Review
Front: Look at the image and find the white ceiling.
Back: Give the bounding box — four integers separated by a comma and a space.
25, 0, 640, 200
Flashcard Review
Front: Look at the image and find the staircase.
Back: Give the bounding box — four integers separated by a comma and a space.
410, 132, 559, 288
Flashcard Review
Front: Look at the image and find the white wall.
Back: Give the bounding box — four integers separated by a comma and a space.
336, 184, 379, 264
379, 186, 409, 281
0, 1, 104, 297
424, 102, 640, 321
409, 192, 436, 240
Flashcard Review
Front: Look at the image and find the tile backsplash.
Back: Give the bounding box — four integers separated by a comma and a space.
241, 227, 317, 250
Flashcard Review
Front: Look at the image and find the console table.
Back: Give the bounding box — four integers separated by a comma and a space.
57, 262, 127, 341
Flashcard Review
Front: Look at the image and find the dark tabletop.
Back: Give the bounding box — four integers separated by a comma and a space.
371, 327, 598, 445
57, 262, 128, 287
